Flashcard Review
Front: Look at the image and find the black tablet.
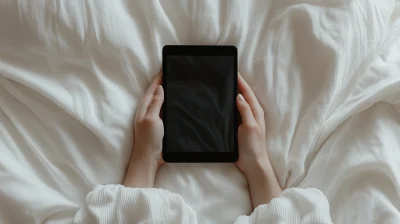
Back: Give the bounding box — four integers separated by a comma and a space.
162, 45, 238, 163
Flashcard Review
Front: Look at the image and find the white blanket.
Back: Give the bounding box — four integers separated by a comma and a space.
1, 0, 400, 223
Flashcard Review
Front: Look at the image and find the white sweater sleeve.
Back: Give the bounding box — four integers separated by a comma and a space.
73, 184, 197, 224
234, 188, 332, 224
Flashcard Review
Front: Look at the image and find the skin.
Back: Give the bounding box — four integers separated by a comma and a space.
123, 73, 282, 209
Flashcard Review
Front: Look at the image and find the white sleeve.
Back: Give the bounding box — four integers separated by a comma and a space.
234, 188, 332, 224
73, 184, 198, 224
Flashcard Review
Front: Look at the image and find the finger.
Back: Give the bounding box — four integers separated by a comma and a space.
147, 85, 164, 117
137, 73, 163, 120
236, 94, 257, 126
238, 74, 264, 123
153, 72, 162, 85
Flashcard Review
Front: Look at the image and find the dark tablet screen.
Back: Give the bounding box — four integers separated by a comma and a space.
162, 46, 238, 162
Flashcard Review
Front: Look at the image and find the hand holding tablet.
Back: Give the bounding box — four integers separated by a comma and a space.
130, 45, 271, 165
126, 47, 281, 208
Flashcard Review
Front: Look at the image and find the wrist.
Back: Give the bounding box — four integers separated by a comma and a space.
131, 148, 162, 168
243, 155, 273, 179
245, 157, 282, 208
123, 153, 160, 188
246, 160, 271, 183
130, 152, 160, 170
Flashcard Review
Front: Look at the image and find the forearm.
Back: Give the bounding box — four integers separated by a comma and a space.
123, 152, 159, 188
246, 158, 282, 209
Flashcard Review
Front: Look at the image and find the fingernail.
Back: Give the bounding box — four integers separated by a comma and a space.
238, 94, 244, 102
155, 85, 163, 95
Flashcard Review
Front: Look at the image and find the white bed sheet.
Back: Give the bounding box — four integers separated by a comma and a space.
1, 0, 400, 223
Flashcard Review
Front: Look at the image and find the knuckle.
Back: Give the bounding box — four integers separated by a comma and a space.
252, 105, 263, 115
243, 123, 258, 131
241, 104, 251, 112
152, 95, 163, 102
140, 116, 156, 125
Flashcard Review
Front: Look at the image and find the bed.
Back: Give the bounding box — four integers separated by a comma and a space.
1, 0, 400, 223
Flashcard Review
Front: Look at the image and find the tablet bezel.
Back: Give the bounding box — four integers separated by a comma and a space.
162, 45, 238, 163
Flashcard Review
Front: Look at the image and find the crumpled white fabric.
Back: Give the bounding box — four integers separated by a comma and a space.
73, 185, 332, 224
1, 0, 400, 223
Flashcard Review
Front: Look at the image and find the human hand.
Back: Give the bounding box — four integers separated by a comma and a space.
131, 73, 164, 167
236, 74, 282, 208
123, 74, 164, 188
236, 74, 269, 175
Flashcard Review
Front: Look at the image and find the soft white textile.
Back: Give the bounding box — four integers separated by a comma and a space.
73, 185, 331, 224
1, 0, 400, 223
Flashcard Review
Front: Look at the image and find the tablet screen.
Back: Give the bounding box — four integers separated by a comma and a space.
165, 55, 235, 153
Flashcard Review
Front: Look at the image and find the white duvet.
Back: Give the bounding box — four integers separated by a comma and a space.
1, 0, 400, 223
